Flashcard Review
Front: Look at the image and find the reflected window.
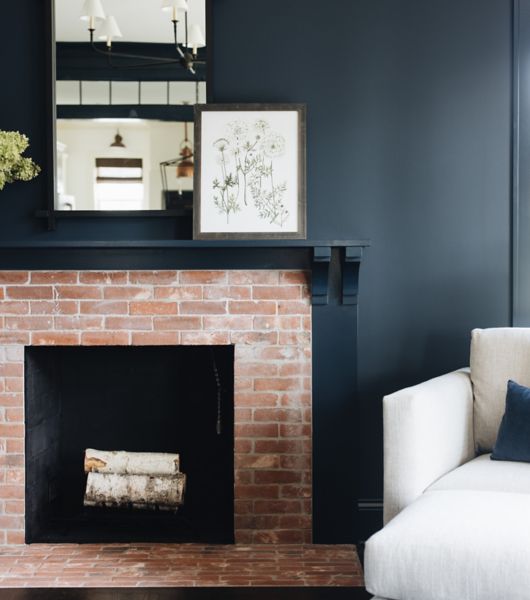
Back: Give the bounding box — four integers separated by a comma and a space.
94, 158, 144, 211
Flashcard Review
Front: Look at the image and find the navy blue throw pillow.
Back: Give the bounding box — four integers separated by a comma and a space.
491, 380, 530, 462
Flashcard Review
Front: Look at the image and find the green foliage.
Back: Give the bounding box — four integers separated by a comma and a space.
0, 131, 40, 191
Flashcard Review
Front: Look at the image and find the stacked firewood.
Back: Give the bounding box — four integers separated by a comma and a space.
83, 448, 186, 511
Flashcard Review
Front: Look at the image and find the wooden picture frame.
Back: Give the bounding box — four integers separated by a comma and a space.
193, 104, 307, 240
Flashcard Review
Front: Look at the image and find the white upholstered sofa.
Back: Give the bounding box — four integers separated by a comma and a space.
365, 328, 530, 600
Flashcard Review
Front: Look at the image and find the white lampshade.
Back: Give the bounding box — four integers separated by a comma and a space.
185, 24, 206, 50
161, 0, 188, 13
80, 0, 106, 22
98, 16, 123, 41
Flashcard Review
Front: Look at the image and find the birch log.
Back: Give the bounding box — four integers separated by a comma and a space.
84, 449, 180, 476
84, 472, 186, 510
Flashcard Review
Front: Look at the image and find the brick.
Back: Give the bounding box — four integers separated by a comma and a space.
279, 316, 303, 330
204, 286, 251, 300
154, 286, 203, 300
234, 485, 279, 500
54, 316, 103, 330
254, 378, 301, 392
254, 440, 303, 454
179, 271, 226, 284
4, 501, 24, 515
229, 271, 279, 285
103, 286, 151, 300
281, 485, 312, 498
236, 455, 280, 469
5, 408, 23, 423
128, 271, 178, 284
31, 272, 77, 284
5, 470, 24, 485
130, 301, 178, 315
230, 331, 278, 345
278, 301, 311, 315
31, 332, 80, 346
279, 392, 311, 407
235, 393, 278, 407
80, 301, 128, 315
79, 272, 128, 285
279, 331, 311, 346
6, 530, 24, 544
280, 271, 310, 285
278, 515, 312, 528
31, 301, 78, 315
0, 364, 23, 377
0, 424, 23, 438
180, 301, 226, 315
252, 286, 301, 300
235, 362, 278, 377
56, 286, 102, 300
0, 272, 29, 284
81, 332, 129, 345
131, 332, 180, 346
235, 515, 280, 529
280, 455, 311, 470
0, 302, 29, 315
235, 423, 278, 438
5, 379, 22, 393
203, 316, 253, 330
153, 316, 202, 330
234, 439, 253, 453
234, 407, 252, 422
279, 363, 311, 377
229, 301, 276, 315
0, 394, 23, 408
254, 500, 302, 514
280, 424, 311, 438
6, 286, 52, 300
0, 333, 30, 345
180, 332, 230, 345
5, 316, 53, 330
105, 317, 152, 331
254, 408, 302, 423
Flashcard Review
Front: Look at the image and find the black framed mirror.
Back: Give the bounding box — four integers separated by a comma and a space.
41, 0, 212, 230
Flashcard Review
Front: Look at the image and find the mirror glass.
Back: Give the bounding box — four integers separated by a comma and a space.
54, 0, 207, 212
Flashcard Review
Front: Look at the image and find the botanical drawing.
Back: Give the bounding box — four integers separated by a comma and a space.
211, 118, 288, 226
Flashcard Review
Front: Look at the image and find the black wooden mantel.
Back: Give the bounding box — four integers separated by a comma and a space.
0, 238, 368, 543
0, 240, 368, 307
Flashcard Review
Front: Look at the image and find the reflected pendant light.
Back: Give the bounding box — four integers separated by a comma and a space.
177, 121, 194, 179
110, 130, 125, 148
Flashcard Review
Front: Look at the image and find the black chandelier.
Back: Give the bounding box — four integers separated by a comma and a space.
81, 0, 206, 74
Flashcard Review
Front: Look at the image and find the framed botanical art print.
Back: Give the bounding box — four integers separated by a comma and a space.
193, 104, 306, 240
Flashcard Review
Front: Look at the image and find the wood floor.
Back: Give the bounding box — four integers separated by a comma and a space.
0, 589, 372, 599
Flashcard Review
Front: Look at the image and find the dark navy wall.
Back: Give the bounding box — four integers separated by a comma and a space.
210, 0, 512, 508
0, 0, 513, 527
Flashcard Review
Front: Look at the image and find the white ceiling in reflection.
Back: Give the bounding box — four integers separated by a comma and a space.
55, 0, 206, 43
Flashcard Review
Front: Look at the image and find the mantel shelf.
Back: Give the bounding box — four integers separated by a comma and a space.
0, 240, 368, 306
0, 239, 368, 250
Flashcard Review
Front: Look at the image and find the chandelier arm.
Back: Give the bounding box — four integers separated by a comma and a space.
173, 20, 185, 58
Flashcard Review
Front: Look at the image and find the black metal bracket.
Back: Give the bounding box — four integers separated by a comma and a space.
311, 246, 332, 305
342, 246, 362, 305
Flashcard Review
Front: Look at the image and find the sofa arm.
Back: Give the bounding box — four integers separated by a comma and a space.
383, 368, 474, 524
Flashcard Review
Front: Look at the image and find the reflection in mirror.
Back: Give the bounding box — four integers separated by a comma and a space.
54, 0, 207, 212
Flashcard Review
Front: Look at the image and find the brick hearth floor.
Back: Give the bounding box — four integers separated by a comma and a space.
0, 544, 363, 588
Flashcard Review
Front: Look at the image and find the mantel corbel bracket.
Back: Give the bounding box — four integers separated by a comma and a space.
341, 246, 362, 305
311, 246, 332, 305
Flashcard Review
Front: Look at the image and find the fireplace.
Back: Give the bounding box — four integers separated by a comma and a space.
25, 345, 235, 544
0, 269, 312, 545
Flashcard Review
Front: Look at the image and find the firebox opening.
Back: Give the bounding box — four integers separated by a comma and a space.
25, 345, 235, 544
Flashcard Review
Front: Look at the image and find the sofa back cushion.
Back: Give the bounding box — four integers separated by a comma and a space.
471, 328, 530, 452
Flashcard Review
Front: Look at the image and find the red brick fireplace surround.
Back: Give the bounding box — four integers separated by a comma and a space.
0, 269, 314, 547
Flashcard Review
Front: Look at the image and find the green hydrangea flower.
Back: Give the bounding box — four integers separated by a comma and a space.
0, 131, 40, 190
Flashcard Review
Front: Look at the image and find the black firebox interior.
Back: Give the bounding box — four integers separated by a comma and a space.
25, 345, 234, 544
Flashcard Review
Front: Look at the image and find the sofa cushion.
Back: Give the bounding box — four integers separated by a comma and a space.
427, 452, 530, 494
470, 328, 530, 452
365, 490, 530, 600
491, 380, 530, 462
